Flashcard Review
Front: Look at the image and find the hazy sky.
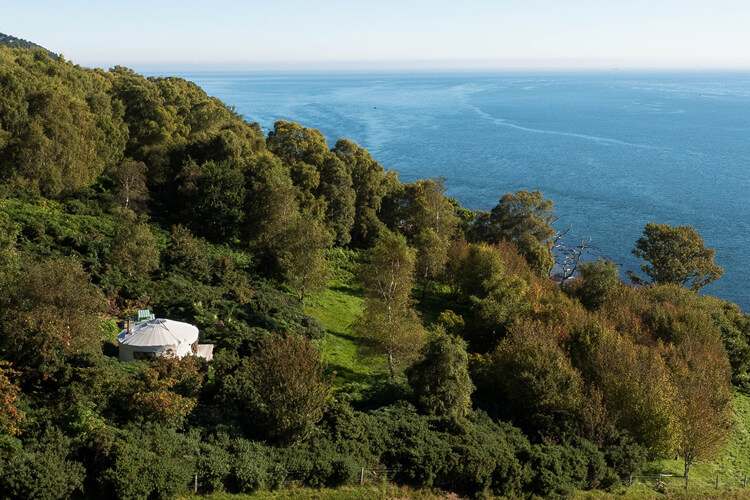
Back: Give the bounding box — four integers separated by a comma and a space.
5, 0, 750, 70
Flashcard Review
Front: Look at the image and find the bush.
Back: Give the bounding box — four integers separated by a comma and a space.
282, 439, 359, 488
101, 425, 198, 500
0, 428, 86, 500
603, 431, 648, 479
196, 439, 232, 493
231, 440, 286, 493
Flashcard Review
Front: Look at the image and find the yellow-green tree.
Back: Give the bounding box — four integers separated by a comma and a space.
630, 223, 723, 291
672, 338, 733, 488
357, 229, 424, 377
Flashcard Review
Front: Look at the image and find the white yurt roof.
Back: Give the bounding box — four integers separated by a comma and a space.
117, 318, 199, 347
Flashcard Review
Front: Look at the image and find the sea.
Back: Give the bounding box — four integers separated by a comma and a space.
146, 70, 750, 312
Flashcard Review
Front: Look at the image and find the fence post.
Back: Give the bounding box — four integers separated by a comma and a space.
628, 475, 632, 487
744, 473, 747, 488
716, 474, 719, 489
194, 473, 198, 493
360, 467, 365, 485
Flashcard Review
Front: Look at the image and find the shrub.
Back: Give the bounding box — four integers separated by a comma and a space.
0, 428, 85, 500
231, 440, 286, 493
196, 439, 231, 493
101, 424, 198, 500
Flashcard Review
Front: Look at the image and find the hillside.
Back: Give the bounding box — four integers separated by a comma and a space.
0, 44, 749, 499
0, 32, 58, 59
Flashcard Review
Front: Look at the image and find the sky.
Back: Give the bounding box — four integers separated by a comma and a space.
4, 0, 750, 71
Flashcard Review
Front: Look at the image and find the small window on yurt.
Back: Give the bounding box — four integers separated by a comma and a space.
133, 351, 156, 361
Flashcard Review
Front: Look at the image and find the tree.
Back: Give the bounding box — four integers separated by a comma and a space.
472, 322, 584, 435
317, 153, 355, 245
406, 329, 474, 418
0, 212, 18, 289
266, 121, 326, 210
357, 229, 425, 377
630, 223, 723, 291
333, 139, 389, 246
407, 178, 459, 290
0, 361, 22, 435
483, 190, 557, 275
242, 152, 300, 243
110, 158, 147, 210
189, 160, 246, 241
278, 211, 334, 301
0, 258, 106, 385
242, 334, 331, 444
110, 211, 160, 278
576, 258, 620, 310
673, 338, 733, 488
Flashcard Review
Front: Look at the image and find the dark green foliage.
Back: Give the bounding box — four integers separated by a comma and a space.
0, 428, 85, 500
333, 138, 390, 246
603, 431, 647, 479
230, 440, 286, 493
525, 441, 609, 499
471, 323, 584, 436
407, 329, 474, 418
101, 424, 198, 500
196, 437, 232, 493
473, 190, 557, 275
239, 334, 331, 444
0, 33, 58, 59
181, 160, 246, 241
0, 44, 744, 499
0, 210, 18, 288
0, 47, 127, 196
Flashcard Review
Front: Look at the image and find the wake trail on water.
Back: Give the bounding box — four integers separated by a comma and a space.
465, 103, 664, 150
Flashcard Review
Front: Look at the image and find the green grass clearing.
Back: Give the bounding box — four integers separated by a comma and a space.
305, 280, 387, 390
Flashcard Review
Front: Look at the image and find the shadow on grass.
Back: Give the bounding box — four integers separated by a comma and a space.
414, 287, 471, 326
327, 328, 359, 343
330, 283, 363, 296
325, 362, 377, 385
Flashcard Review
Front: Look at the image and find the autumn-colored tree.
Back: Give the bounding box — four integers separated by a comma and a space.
0, 361, 23, 435
357, 229, 425, 377
589, 331, 679, 455
0, 258, 106, 385
672, 338, 733, 487
128, 356, 205, 428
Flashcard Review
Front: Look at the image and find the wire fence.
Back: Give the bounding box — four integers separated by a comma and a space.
187, 469, 750, 493
626, 473, 750, 492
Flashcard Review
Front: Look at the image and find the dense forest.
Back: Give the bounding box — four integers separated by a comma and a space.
0, 43, 749, 499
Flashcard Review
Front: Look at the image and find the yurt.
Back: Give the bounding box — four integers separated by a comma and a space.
117, 318, 199, 362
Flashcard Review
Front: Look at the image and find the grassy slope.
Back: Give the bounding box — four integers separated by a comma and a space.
305, 279, 388, 389
640, 391, 750, 489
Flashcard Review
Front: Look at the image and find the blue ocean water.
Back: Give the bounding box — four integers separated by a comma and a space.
153, 70, 750, 311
